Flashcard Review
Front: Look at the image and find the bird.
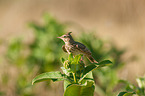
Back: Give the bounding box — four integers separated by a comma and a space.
57, 32, 98, 63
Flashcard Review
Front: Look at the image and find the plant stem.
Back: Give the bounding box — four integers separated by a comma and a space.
73, 73, 77, 83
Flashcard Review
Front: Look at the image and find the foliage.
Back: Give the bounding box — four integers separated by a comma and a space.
27, 14, 66, 73
78, 33, 126, 96
32, 54, 112, 96
0, 91, 5, 96
118, 76, 145, 96
4, 14, 66, 96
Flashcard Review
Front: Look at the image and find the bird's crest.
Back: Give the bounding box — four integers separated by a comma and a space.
66, 32, 72, 35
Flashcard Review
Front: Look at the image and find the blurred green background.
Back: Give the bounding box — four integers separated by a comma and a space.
0, 0, 145, 96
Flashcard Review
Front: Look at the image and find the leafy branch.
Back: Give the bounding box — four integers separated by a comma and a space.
32, 54, 112, 96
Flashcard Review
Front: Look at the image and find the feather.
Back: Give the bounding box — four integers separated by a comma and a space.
74, 42, 91, 55
86, 55, 98, 63
62, 45, 67, 52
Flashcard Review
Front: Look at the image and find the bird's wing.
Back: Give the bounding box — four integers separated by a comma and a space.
62, 45, 67, 52
74, 42, 91, 55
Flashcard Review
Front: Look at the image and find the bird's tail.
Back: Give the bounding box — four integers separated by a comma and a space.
87, 55, 98, 63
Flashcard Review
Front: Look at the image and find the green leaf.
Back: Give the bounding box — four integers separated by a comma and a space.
118, 92, 127, 96
64, 81, 95, 96
81, 72, 94, 84
74, 54, 82, 64
118, 80, 129, 84
61, 67, 71, 75
63, 60, 70, 69
118, 80, 136, 92
123, 93, 135, 96
126, 85, 135, 92
70, 64, 80, 73
78, 60, 111, 83
64, 80, 72, 91
68, 53, 73, 62
32, 71, 65, 85
79, 64, 97, 83
136, 77, 145, 95
117, 92, 134, 96
97, 60, 112, 67
136, 77, 145, 89
61, 57, 65, 63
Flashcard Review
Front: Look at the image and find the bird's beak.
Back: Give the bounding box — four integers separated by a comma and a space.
57, 37, 61, 39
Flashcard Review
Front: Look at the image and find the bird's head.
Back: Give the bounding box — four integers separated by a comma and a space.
57, 32, 74, 43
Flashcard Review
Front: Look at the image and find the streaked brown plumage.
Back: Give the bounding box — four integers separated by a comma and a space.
57, 32, 98, 63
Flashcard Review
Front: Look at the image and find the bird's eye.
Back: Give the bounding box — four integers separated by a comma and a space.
64, 36, 67, 38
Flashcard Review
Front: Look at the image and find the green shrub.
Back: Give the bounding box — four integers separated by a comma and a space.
118, 75, 145, 96
32, 54, 112, 96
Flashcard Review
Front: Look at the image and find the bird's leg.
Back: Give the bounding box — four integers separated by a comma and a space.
86, 55, 98, 63
79, 55, 85, 65
80, 56, 83, 61
80, 55, 84, 63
